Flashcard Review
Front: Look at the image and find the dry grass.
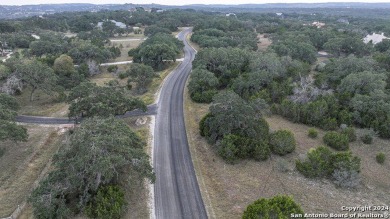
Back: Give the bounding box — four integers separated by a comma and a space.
257, 34, 272, 52
0, 125, 65, 217
184, 88, 390, 218
18, 119, 152, 219
110, 40, 143, 62
16, 87, 68, 117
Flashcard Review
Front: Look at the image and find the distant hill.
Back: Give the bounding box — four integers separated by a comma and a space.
1, 2, 390, 19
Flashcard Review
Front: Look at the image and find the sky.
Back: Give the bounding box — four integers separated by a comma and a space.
1, 0, 390, 6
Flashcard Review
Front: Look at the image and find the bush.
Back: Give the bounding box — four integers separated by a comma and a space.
107, 65, 118, 73
361, 134, 373, 144
199, 113, 212, 137
296, 146, 333, 178
297, 147, 361, 187
252, 141, 271, 161
86, 185, 126, 219
217, 135, 241, 164
332, 168, 361, 188
0, 147, 5, 158
243, 195, 304, 219
341, 127, 357, 142
118, 72, 127, 79
331, 152, 361, 188
308, 128, 318, 138
376, 153, 386, 164
270, 130, 296, 155
322, 117, 338, 131
323, 131, 349, 151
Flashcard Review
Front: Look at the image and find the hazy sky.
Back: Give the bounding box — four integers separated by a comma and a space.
2, 0, 390, 6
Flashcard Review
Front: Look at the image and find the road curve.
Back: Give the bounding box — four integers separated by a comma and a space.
16, 104, 157, 124
154, 28, 207, 218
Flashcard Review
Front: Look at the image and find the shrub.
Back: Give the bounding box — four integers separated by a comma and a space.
323, 131, 349, 151
297, 147, 361, 188
332, 168, 361, 188
118, 72, 127, 79
0, 147, 5, 158
252, 140, 271, 161
199, 113, 212, 137
361, 134, 373, 144
270, 130, 296, 155
331, 151, 361, 188
217, 135, 240, 164
86, 185, 126, 219
276, 158, 290, 172
322, 117, 338, 131
296, 146, 333, 178
376, 153, 386, 164
341, 127, 357, 142
308, 128, 318, 138
107, 65, 118, 73
243, 195, 304, 219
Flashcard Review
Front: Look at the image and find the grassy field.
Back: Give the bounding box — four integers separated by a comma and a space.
0, 125, 66, 217
110, 40, 143, 62
16, 87, 69, 117
184, 86, 390, 218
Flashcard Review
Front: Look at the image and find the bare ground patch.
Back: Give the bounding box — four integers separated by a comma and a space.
184, 91, 390, 218
257, 34, 272, 52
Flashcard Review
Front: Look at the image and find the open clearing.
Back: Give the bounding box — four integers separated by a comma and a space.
257, 34, 272, 51
184, 87, 390, 219
0, 125, 65, 217
16, 87, 69, 117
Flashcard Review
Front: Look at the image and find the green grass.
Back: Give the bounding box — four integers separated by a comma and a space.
15, 87, 68, 117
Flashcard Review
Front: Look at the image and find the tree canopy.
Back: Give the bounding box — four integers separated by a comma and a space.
29, 117, 154, 219
0, 93, 28, 142
67, 82, 146, 119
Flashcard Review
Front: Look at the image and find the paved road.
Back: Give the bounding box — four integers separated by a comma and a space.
16, 104, 157, 124
154, 28, 207, 219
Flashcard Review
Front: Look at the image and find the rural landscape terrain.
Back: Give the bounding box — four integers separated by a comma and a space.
0, 2, 390, 219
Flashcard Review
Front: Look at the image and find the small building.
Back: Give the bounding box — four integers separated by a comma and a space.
363, 33, 389, 44
97, 20, 127, 29
311, 21, 325, 28
226, 13, 236, 17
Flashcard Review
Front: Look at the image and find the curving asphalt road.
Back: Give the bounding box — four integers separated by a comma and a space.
15, 104, 157, 124
153, 28, 207, 219
14, 28, 208, 218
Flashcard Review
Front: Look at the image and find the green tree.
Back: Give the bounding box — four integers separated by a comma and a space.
323, 131, 349, 151
15, 59, 58, 101
131, 33, 183, 70
200, 91, 270, 162
102, 20, 117, 37
0, 94, 28, 142
338, 71, 386, 96
29, 117, 154, 219
53, 54, 84, 89
67, 82, 146, 118
125, 63, 156, 94
243, 195, 304, 219
188, 68, 219, 103
270, 130, 296, 155
86, 185, 126, 219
